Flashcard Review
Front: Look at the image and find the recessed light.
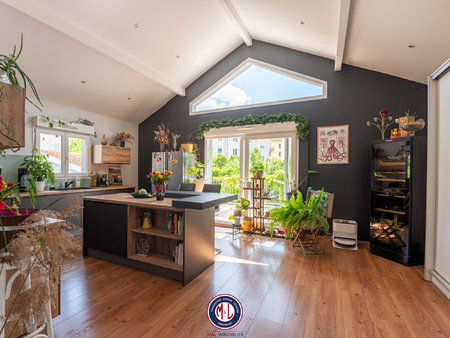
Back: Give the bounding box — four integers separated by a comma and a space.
127, 97, 132, 100
300, 21, 305, 25
175, 55, 180, 59
134, 23, 140, 28
408, 44, 416, 48
81, 80, 86, 84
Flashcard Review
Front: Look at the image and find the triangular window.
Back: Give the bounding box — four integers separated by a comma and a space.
190, 58, 327, 115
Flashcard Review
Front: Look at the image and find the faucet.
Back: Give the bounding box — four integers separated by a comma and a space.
65, 180, 74, 189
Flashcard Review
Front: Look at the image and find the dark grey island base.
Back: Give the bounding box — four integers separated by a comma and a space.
83, 192, 236, 285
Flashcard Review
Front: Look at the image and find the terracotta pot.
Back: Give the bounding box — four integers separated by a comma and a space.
181, 143, 194, 153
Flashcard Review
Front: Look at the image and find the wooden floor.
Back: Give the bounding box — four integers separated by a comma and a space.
54, 228, 450, 337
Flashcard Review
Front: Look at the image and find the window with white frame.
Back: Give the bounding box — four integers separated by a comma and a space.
36, 128, 89, 177
190, 58, 327, 115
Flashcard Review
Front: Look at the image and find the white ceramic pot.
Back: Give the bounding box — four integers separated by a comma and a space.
35, 181, 46, 192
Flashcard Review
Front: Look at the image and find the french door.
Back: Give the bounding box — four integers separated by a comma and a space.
204, 124, 298, 223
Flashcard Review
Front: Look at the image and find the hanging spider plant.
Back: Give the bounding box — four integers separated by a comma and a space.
0, 33, 42, 110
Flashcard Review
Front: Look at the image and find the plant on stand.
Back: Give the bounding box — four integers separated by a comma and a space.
228, 197, 249, 226
146, 170, 172, 200
250, 162, 264, 178
154, 123, 170, 152
269, 189, 329, 239
20, 148, 56, 192
115, 131, 134, 147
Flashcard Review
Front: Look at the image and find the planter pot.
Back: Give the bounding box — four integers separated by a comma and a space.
155, 183, 166, 201
255, 170, 264, 178
181, 143, 194, 153
119, 140, 126, 147
242, 218, 252, 232
35, 181, 46, 192
234, 217, 241, 226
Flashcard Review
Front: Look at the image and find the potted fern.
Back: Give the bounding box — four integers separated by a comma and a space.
269, 189, 329, 239
20, 149, 56, 191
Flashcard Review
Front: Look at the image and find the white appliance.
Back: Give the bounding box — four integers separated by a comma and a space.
332, 219, 358, 250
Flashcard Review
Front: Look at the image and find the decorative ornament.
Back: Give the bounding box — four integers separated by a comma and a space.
366, 109, 396, 140
136, 238, 150, 256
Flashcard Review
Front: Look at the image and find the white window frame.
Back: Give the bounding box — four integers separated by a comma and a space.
190, 58, 327, 115
35, 128, 90, 178
203, 122, 299, 198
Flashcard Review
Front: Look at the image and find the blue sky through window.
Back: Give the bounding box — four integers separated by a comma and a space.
193, 63, 324, 112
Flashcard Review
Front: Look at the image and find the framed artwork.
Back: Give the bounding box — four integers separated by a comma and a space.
317, 125, 349, 164
108, 166, 123, 185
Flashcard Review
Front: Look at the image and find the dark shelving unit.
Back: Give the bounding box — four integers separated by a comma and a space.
369, 136, 426, 266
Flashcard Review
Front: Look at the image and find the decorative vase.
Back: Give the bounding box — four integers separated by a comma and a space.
181, 143, 194, 153
35, 181, 46, 192
101, 134, 108, 145
142, 212, 152, 228
242, 218, 252, 232
159, 144, 165, 152
155, 183, 166, 201
119, 140, 125, 147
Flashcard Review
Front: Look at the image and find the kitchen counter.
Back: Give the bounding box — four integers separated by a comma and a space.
83, 191, 237, 285
19, 185, 135, 197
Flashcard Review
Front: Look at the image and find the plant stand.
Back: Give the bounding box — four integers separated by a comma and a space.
231, 223, 241, 239
292, 228, 323, 255
243, 177, 271, 234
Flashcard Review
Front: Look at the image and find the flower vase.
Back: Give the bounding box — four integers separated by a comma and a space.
155, 183, 166, 201
159, 144, 165, 152
120, 141, 125, 147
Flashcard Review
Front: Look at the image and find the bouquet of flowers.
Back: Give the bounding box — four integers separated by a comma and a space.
115, 131, 134, 143
145, 170, 173, 185
154, 123, 170, 145
0, 176, 20, 209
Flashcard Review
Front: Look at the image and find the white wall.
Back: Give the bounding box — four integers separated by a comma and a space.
4, 100, 139, 187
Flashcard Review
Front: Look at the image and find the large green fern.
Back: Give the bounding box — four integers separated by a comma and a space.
269, 189, 329, 239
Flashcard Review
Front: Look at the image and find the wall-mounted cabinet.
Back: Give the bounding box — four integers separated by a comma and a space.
0, 82, 25, 148
92, 145, 131, 164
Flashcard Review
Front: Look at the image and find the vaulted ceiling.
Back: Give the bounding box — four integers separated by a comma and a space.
1, 0, 449, 123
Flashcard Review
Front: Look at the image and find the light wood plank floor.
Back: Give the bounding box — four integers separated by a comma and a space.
54, 228, 450, 337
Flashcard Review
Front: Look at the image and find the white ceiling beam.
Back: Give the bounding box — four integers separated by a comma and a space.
335, 0, 351, 71
216, 0, 252, 46
1, 0, 185, 96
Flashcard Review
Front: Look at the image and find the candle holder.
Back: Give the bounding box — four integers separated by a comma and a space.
367, 109, 396, 140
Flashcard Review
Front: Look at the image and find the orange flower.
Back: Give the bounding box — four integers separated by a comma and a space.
158, 174, 163, 179
168, 171, 173, 175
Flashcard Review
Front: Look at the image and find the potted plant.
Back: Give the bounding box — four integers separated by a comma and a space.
250, 162, 264, 178
145, 170, 172, 200
20, 149, 56, 192
115, 131, 134, 147
228, 197, 249, 226
269, 189, 329, 239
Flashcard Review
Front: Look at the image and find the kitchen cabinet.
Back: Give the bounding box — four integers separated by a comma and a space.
84, 201, 128, 257
92, 145, 131, 164
0, 82, 25, 148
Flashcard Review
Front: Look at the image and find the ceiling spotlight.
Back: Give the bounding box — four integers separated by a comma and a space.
300, 21, 305, 25
81, 80, 86, 84
408, 44, 416, 48
127, 97, 132, 100
175, 55, 180, 59
134, 23, 140, 28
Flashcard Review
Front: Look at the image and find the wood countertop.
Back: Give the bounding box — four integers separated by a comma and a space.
84, 193, 184, 211
20, 185, 135, 198
84, 191, 238, 211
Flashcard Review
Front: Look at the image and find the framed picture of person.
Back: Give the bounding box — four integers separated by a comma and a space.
317, 125, 349, 164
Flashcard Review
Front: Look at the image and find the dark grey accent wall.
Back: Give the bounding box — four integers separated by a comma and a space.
139, 40, 427, 240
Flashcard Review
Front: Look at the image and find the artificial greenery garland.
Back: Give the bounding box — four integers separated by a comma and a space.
196, 112, 309, 140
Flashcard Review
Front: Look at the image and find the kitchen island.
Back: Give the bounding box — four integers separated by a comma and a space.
83, 191, 237, 285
